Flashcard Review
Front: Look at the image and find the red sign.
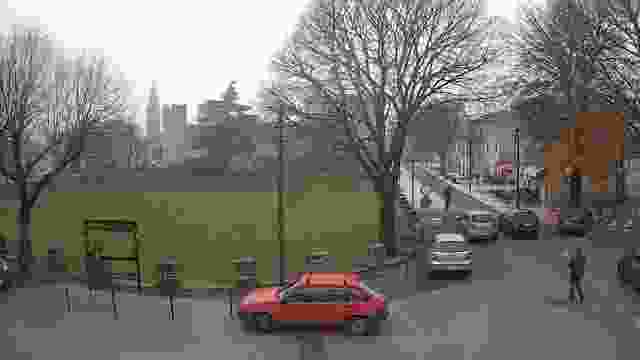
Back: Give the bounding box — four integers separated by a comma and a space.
543, 208, 560, 225
495, 161, 513, 177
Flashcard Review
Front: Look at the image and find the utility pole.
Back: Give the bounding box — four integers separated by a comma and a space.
276, 103, 286, 285
468, 138, 472, 193
272, 102, 298, 285
411, 159, 415, 208
514, 127, 521, 209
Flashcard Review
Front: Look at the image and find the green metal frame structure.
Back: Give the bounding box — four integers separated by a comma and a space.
83, 218, 142, 294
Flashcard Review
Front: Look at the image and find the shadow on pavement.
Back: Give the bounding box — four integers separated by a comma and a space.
543, 295, 574, 307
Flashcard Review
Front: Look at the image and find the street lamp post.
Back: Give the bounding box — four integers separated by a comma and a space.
273, 103, 298, 285
514, 128, 521, 209
468, 138, 472, 193
411, 159, 416, 208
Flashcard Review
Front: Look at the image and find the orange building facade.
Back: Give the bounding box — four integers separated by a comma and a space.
543, 112, 625, 209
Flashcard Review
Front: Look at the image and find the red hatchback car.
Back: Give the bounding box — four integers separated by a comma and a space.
237, 272, 389, 335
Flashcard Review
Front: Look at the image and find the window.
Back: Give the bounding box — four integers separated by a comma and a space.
471, 214, 494, 223
350, 288, 370, 302
358, 281, 383, 298
304, 288, 348, 303
282, 287, 312, 303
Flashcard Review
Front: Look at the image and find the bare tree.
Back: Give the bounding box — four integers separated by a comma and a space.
596, 0, 640, 137
0, 26, 132, 273
513, 0, 623, 142
406, 102, 463, 177
266, 0, 497, 256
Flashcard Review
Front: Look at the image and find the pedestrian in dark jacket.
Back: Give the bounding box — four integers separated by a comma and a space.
443, 185, 452, 211
420, 185, 432, 208
568, 247, 587, 304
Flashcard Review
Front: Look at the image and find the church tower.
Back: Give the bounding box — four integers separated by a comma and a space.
145, 81, 165, 165
146, 81, 161, 139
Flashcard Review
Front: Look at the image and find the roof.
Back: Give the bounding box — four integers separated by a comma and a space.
301, 272, 360, 287
435, 233, 465, 242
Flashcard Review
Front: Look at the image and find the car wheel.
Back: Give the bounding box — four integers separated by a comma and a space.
348, 316, 370, 336
255, 313, 274, 333
240, 316, 257, 332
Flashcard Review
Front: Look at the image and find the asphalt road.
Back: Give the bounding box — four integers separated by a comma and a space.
2, 169, 639, 359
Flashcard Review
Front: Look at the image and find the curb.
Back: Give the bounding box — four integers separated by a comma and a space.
17, 248, 420, 300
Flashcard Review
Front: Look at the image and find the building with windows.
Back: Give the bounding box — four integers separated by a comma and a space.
465, 110, 536, 177
162, 104, 188, 164
143, 82, 191, 167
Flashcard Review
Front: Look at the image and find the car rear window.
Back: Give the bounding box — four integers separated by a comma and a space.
514, 212, 537, 222
471, 214, 493, 223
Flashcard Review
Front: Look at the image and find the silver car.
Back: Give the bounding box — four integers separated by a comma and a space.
462, 211, 499, 241
429, 233, 472, 273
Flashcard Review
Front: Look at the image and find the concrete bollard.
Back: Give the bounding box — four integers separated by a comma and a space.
158, 256, 179, 320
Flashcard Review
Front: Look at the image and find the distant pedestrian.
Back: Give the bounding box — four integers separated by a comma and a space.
420, 185, 432, 208
443, 185, 452, 211
567, 247, 587, 304
420, 192, 432, 208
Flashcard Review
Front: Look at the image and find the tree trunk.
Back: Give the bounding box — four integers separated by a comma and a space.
17, 204, 34, 275
375, 170, 399, 258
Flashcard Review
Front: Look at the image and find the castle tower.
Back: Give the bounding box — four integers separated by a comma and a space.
146, 81, 161, 139
146, 81, 165, 165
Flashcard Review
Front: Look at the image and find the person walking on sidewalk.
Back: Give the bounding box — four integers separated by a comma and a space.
567, 247, 587, 304
420, 185, 432, 208
443, 185, 452, 211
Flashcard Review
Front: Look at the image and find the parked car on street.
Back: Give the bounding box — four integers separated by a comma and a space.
461, 210, 499, 241
617, 247, 640, 289
416, 208, 445, 230
607, 218, 633, 233
237, 272, 389, 335
429, 233, 472, 275
499, 208, 539, 238
557, 208, 593, 236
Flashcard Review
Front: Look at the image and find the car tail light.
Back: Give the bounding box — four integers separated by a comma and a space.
241, 293, 256, 305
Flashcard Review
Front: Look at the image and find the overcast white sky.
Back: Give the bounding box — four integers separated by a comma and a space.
0, 0, 536, 133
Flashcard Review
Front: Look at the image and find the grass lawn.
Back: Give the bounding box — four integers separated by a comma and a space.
0, 180, 379, 289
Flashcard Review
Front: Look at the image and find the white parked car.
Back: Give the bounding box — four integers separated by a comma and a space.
462, 210, 500, 241
429, 233, 472, 274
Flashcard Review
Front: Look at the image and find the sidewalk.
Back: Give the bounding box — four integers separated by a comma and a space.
399, 166, 445, 209
9, 248, 421, 301
418, 164, 545, 218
